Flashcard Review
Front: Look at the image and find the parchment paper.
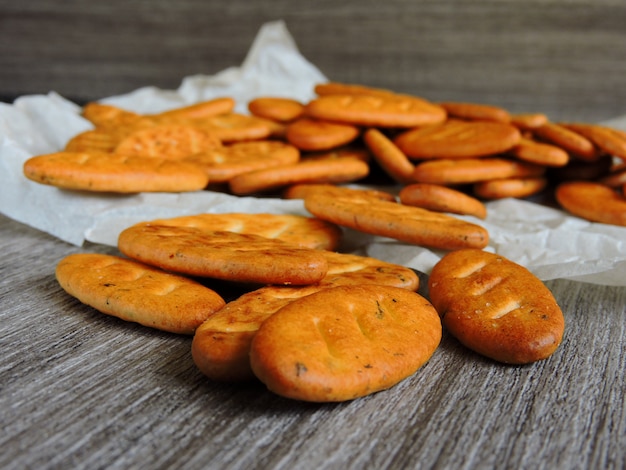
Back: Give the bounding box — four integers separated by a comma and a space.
1, 20, 625, 286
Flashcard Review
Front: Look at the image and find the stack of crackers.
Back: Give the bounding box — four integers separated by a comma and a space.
22, 81, 626, 227
25, 80, 626, 401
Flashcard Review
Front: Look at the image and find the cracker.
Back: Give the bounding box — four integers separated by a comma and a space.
56, 253, 225, 334
64, 128, 123, 154
428, 249, 565, 364
507, 137, 569, 167
473, 176, 548, 200
143, 212, 343, 251
285, 117, 360, 151
23, 151, 209, 193
304, 93, 447, 128
149, 97, 235, 121
117, 224, 329, 285
314, 81, 397, 97
228, 157, 369, 195
114, 124, 222, 159
81, 102, 142, 129
561, 122, 626, 161
300, 146, 372, 163
399, 183, 487, 219
439, 101, 511, 123
249, 285, 442, 402
555, 181, 626, 226
412, 157, 545, 185
247, 97, 305, 123
186, 140, 300, 183
304, 193, 489, 250
394, 120, 522, 160
533, 122, 600, 161
194, 113, 273, 142
510, 112, 549, 131
363, 128, 416, 184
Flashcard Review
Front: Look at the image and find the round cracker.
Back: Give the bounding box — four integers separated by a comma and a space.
439, 101, 511, 123
305, 93, 447, 128
249, 285, 442, 402
286, 117, 360, 151
117, 224, 329, 285
363, 128, 416, 184
186, 140, 300, 183
248, 97, 305, 123
304, 193, 489, 250
399, 183, 487, 219
114, 124, 222, 159
428, 249, 565, 364
23, 151, 209, 193
143, 212, 343, 251
228, 157, 369, 195
56, 253, 225, 334
555, 181, 626, 226
394, 120, 521, 160
473, 176, 548, 200
412, 157, 545, 185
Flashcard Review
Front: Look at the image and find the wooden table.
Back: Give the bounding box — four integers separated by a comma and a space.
1, 211, 624, 469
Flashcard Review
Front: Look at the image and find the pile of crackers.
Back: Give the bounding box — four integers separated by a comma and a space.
25, 80, 626, 402
23, 81, 626, 228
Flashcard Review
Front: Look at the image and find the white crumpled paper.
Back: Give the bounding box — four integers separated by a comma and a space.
1, 20, 625, 286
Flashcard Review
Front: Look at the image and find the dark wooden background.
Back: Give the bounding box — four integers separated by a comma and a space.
1, 0, 625, 123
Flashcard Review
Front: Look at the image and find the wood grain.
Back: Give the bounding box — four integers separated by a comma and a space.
1, 212, 625, 469
0, 0, 625, 122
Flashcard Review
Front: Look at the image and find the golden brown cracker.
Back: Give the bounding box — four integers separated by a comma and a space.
114, 124, 222, 159
247, 97, 305, 123
150, 97, 235, 121
533, 122, 600, 161
143, 212, 343, 251
23, 151, 209, 193
439, 101, 511, 123
555, 181, 626, 226
394, 120, 521, 160
428, 249, 565, 364
304, 193, 489, 250
561, 123, 626, 161
249, 285, 442, 402
187, 140, 300, 183
412, 157, 545, 185
56, 253, 225, 334
510, 113, 549, 131
399, 183, 487, 219
507, 137, 569, 167
363, 128, 416, 184
305, 93, 447, 128
117, 224, 329, 285
473, 176, 548, 200
285, 117, 360, 151
228, 157, 370, 195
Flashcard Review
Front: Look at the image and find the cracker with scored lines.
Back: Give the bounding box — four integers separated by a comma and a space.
55, 253, 225, 334
249, 285, 441, 402
428, 249, 565, 364
143, 212, 342, 251
117, 224, 329, 285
